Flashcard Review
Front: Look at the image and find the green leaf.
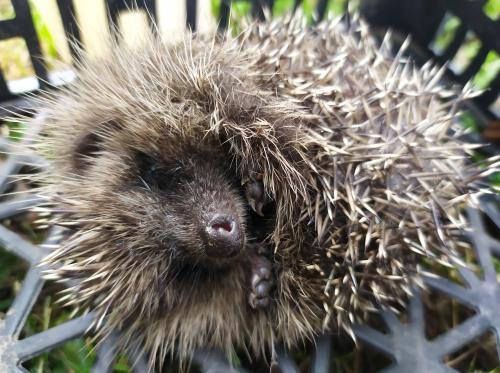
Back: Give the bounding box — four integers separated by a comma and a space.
473, 51, 500, 89
211, 0, 221, 18
6, 121, 27, 142
113, 354, 132, 372
459, 111, 480, 133
29, 0, 60, 64
302, 0, 317, 23
434, 16, 461, 51
483, 0, 500, 20
232, 2, 251, 18
273, 0, 295, 16
328, 0, 347, 15
489, 172, 500, 190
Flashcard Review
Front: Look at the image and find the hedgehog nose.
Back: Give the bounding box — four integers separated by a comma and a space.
205, 214, 243, 258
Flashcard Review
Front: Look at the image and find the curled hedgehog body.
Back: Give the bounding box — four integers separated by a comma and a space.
27, 14, 495, 369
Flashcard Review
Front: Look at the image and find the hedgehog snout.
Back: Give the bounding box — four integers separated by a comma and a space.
203, 213, 243, 258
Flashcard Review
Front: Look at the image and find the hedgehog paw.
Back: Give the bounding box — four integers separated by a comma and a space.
244, 174, 267, 216
248, 244, 274, 309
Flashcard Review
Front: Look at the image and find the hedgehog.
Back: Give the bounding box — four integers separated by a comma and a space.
21, 12, 496, 371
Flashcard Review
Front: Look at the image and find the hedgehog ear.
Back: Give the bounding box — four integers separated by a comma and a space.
72, 120, 122, 170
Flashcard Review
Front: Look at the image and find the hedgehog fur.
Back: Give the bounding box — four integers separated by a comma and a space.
24, 13, 497, 370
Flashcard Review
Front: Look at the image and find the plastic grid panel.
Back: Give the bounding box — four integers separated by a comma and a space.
354, 197, 500, 372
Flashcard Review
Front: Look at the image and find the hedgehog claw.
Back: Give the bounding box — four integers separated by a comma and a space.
244, 176, 267, 216
248, 244, 274, 310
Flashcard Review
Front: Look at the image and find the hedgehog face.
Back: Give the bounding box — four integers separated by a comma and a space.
134, 149, 247, 263
66, 123, 249, 268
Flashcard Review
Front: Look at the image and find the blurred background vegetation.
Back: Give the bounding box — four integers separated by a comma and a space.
0, 0, 499, 372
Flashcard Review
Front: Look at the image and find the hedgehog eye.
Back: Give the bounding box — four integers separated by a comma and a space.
137, 153, 161, 188
137, 153, 182, 191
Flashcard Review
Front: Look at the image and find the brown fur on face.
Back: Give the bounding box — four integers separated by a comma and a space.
30, 13, 490, 371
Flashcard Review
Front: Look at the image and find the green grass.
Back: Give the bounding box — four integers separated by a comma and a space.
0, 209, 102, 372
0, 249, 27, 314
22, 296, 97, 373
